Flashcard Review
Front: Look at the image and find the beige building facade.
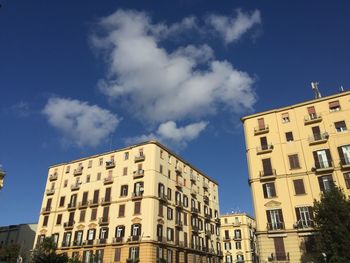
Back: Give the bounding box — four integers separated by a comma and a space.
34, 141, 222, 263
220, 213, 257, 263
241, 91, 350, 262
0, 223, 37, 262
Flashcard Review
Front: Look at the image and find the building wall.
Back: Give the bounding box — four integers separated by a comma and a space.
220, 213, 257, 263
34, 141, 222, 263
242, 91, 350, 262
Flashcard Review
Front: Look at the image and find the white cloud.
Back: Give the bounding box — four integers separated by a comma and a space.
92, 9, 257, 125
43, 97, 120, 147
125, 121, 207, 148
207, 9, 261, 44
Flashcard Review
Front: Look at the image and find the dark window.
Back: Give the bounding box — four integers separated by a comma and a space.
79, 210, 86, 222
285, 132, 294, 142
329, 100, 341, 112
93, 190, 99, 204
123, 167, 128, 176
335, 121, 347, 132
344, 173, 350, 189
91, 208, 97, 221
274, 237, 287, 260
262, 183, 276, 198
105, 187, 111, 202
82, 192, 88, 205
120, 185, 128, 197
258, 118, 265, 130
318, 175, 334, 192
167, 188, 172, 201
43, 216, 49, 227
260, 137, 268, 149
293, 179, 306, 195
338, 145, 350, 166
262, 158, 273, 176
313, 149, 332, 169
134, 201, 141, 215
158, 201, 163, 217
114, 248, 121, 261
288, 154, 301, 169
59, 196, 65, 207
118, 204, 125, 217
56, 214, 62, 225
312, 126, 321, 140
167, 207, 173, 220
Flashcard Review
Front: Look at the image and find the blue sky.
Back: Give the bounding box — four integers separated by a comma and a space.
1, 0, 350, 225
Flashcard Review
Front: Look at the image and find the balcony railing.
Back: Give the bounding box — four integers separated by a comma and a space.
126, 258, 139, 263
112, 237, 124, 244
128, 235, 141, 242
204, 214, 211, 221
259, 169, 276, 178
131, 191, 143, 200
89, 200, 99, 207
71, 182, 81, 191
157, 236, 167, 243
267, 222, 285, 231
222, 236, 230, 241
134, 154, 145, 162
203, 182, 209, 190
67, 202, 77, 210
133, 169, 144, 179
73, 167, 83, 176
205, 230, 211, 237
309, 132, 329, 145
254, 125, 269, 135
63, 221, 74, 230
234, 235, 242, 240
103, 176, 113, 184
190, 174, 196, 182
41, 207, 51, 214
100, 197, 111, 205
191, 207, 199, 214
294, 219, 315, 229
158, 193, 168, 202
78, 201, 88, 209
313, 160, 334, 172
175, 221, 183, 229
175, 166, 182, 174
72, 240, 83, 247
304, 113, 322, 124
203, 195, 209, 203
49, 173, 58, 181
61, 241, 71, 248
269, 252, 290, 261
105, 160, 115, 169
46, 189, 55, 195
192, 226, 199, 233
340, 157, 350, 169
256, 144, 273, 154
175, 180, 183, 188
98, 217, 109, 225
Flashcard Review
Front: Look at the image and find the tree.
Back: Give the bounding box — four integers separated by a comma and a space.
0, 244, 20, 263
32, 237, 71, 263
311, 186, 350, 262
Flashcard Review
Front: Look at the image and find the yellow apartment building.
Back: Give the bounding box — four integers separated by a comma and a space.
241, 90, 350, 262
34, 140, 222, 263
220, 213, 257, 263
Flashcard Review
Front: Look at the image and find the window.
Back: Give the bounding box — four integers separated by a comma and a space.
236, 241, 241, 250
261, 158, 273, 176
313, 149, 332, 169
329, 100, 341, 112
260, 136, 269, 150
159, 165, 163, 174
88, 160, 92, 168
318, 175, 334, 192
167, 249, 172, 263
183, 195, 188, 207
63, 180, 68, 188
134, 201, 141, 215
83, 250, 93, 263
99, 158, 103, 166
59, 196, 65, 207
99, 227, 109, 241
344, 173, 350, 189
114, 248, 121, 262
168, 170, 171, 179
158, 183, 165, 197
43, 216, 49, 227
338, 145, 350, 165
335, 121, 347, 132
234, 229, 241, 239
288, 154, 301, 169
74, 231, 83, 246
120, 185, 128, 197
97, 172, 101, 181
115, 225, 125, 238
257, 118, 266, 130
224, 242, 231, 250
281, 112, 290, 123
56, 214, 62, 225
293, 179, 306, 195
133, 182, 144, 196
63, 232, 72, 247
124, 152, 129, 160
157, 224, 163, 239
307, 106, 317, 119
167, 188, 172, 201
237, 255, 244, 262
123, 167, 128, 176
52, 233, 59, 246
129, 247, 139, 260
66, 165, 70, 173
167, 207, 173, 220
266, 209, 284, 230
285, 132, 294, 142
167, 228, 174, 241
79, 210, 86, 222
262, 182, 276, 198
295, 206, 314, 228
131, 224, 141, 237
91, 208, 97, 221
118, 204, 125, 217
86, 174, 90, 183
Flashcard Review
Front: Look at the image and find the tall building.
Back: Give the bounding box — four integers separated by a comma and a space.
34, 141, 222, 263
0, 166, 5, 190
241, 90, 350, 262
220, 213, 257, 263
0, 223, 37, 262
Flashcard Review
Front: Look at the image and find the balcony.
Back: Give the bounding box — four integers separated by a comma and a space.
203, 195, 209, 204
103, 176, 113, 185
304, 113, 322, 125
128, 235, 141, 243
61, 241, 71, 248
191, 207, 199, 214
134, 154, 145, 162
205, 230, 211, 237
83, 239, 95, 246
203, 182, 209, 190
175, 166, 182, 174
233, 235, 242, 240
175, 180, 183, 189
222, 236, 230, 241
78, 201, 88, 209
190, 174, 196, 183
204, 214, 211, 221
158, 193, 168, 203
67, 202, 77, 211
254, 125, 269, 135
313, 161, 334, 173
192, 226, 199, 233
131, 191, 143, 200
63, 221, 74, 230
269, 252, 290, 262
340, 158, 350, 170
133, 169, 144, 179
98, 217, 109, 225
215, 218, 221, 225
175, 200, 183, 209
105, 160, 115, 169
126, 258, 139, 263
156, 258, 167, 263
259, 169, 276, 180
256, 144, 273, 155
308, 132, 329, 145
46, 189, 55, 195
73, 167, 83, 176
71, 182, 81, 191
267, 222, 285, 231
100, 197, 111, 206
89, 200, 99, 208
96, 238, 107, 245
157, 236, 167, 243
72, 240, 83, 247
175, 221, 183, 229
233, 221, 241, 227
294, 219, 315, 230
49, 173, 58, 181
112, 237, 124, 244
41, 207, 51, 214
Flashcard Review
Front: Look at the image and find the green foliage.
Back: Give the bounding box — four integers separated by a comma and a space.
307, 186, 350, 262
0, 244, 20, 263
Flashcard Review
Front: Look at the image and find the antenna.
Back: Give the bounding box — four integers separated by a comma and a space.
340, 85, 344, 92
311, 82, 322, 99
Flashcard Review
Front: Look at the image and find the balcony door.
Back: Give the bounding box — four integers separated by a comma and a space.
339, 145, 350, 165
312, 126, 321, 139
296, 207, 313, 228
262, 158, 273, 176
273, 237, 286, 260
134, 182, 144, 195
267, 209, 284, 230
314, 149, 332, 168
